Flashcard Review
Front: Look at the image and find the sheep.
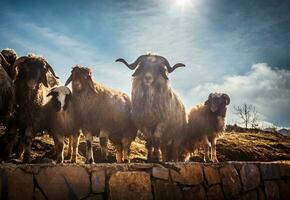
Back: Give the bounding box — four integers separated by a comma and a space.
181, 93, 230, 163
65, 65, 137, 163
116, 53, 187, 162
0, 53, 15, 125
44, 86, 79, 163
3, 54, 59, 162
1, 48, 18, 79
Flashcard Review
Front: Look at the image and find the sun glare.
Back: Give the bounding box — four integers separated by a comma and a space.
176, 0, 191, 7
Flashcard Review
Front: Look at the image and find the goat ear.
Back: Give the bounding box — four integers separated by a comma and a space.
65, 74, 72, 86
161, 72, 169, 80
205, 93, 213, 105
205, 99, 210, 105
222, 93, 230, 105
88, 79, 97, 93
132, 65, 143, 77
42, 74, 49, 87
47, 90, 54, 97
160, 67, 169, 80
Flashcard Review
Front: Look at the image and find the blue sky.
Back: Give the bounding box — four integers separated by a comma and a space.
1, 0, 290, 127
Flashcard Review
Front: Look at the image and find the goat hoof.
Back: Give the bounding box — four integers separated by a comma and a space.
23, 155, 31, 163
150, 157, 160, 163
56, 160, 63, 164
86, 158, 94, 164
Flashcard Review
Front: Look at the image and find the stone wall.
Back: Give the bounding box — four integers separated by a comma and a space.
0, 162, 289, 200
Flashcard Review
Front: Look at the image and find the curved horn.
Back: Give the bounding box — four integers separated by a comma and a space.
161, 57, 185, 73
65, 74, 72, 86
208, 93, 215, 99
45, 61, 59, 79
11, 56, 28, 74
115, 55, 147, 70
0, 53, 10, 68
222, 93, 230, 105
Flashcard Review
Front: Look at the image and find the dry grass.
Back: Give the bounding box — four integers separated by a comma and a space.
1, 130, 289, 163
216, 131, 290, 161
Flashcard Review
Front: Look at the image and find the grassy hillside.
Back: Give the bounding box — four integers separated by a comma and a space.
1, 130, 290, 163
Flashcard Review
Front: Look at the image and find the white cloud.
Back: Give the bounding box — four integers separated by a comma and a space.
187, 63, 290, 127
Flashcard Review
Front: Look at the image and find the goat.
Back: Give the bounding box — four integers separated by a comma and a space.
1, 48, 17, 79
3, 54, 59, 162
181, 93, 230, 163
0, 53, 15, 125
44, 86, 79, 163
116, 53, 187, 162
65, 65, 137, 163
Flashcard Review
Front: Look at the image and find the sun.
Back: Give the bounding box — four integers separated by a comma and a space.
175, 0, 191, 7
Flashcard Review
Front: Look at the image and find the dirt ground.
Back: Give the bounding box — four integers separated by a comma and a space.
0, 128, 289, 163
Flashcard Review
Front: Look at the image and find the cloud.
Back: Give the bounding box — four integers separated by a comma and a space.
1, 1, 290, 127
188, 63, 290, 127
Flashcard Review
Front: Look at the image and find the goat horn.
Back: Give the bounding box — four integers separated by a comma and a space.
222, 93, 230, 105
45, 61, 59, 79
162, 57, 185, 73
115, 55, 147, 70
11, 56, 28, 75
65, 74, 72, 86
0, 53, 10, 68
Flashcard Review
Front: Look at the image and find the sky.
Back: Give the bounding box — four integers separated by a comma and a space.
1, 0, 290, 127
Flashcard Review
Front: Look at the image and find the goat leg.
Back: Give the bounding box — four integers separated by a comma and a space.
71, 134, 79, 163
22, 127, 33, 163
54, 135, 64, 163
211, 138, 219, 163
115, 144, 123, 163
122, 137, 131, 163
66, 136, 72, 160
84, 131, 94, 164
99, 129, 109, 163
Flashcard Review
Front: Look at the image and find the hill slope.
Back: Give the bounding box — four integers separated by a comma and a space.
1, 130, 289, 163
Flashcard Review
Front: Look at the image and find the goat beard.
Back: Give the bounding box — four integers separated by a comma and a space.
132, 80, 167, 121
143, 85, 155, 110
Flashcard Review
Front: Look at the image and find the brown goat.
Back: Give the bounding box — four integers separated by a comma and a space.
44, 86, 79, 163
1, 48, 17, 79
3, 54, 59, 162
0, 53, 15, 125
116, 53, 187, 162
181, 93, 230, 163
65, 65, 137, 163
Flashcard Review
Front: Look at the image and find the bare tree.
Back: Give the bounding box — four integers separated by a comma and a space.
250, 107, 259, 128
233, 103, 259, 129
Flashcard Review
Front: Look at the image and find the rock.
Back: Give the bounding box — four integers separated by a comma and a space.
240, 164, 261, 191
183, 185, 206, 200
153, 180, 183, 200
207, 185, 225, 200
8, 168, 34, 200
152, 167, 169, 180
35, 165, 90, 200
260, 163, 280, 180
91, 170, 106, 193
277, 180, 290, 200
84, 194, 104, 200
219, 165, 242, 199
109, 171, 152, 200
204, 165, 220, 185
279, 164, 290, 178
129, 163, 153, 170
34, 188, 47, 200
257, 187, 266, 200
170, 163, 203, 185
264, 181, 279, 200
239, 190, 258, 200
